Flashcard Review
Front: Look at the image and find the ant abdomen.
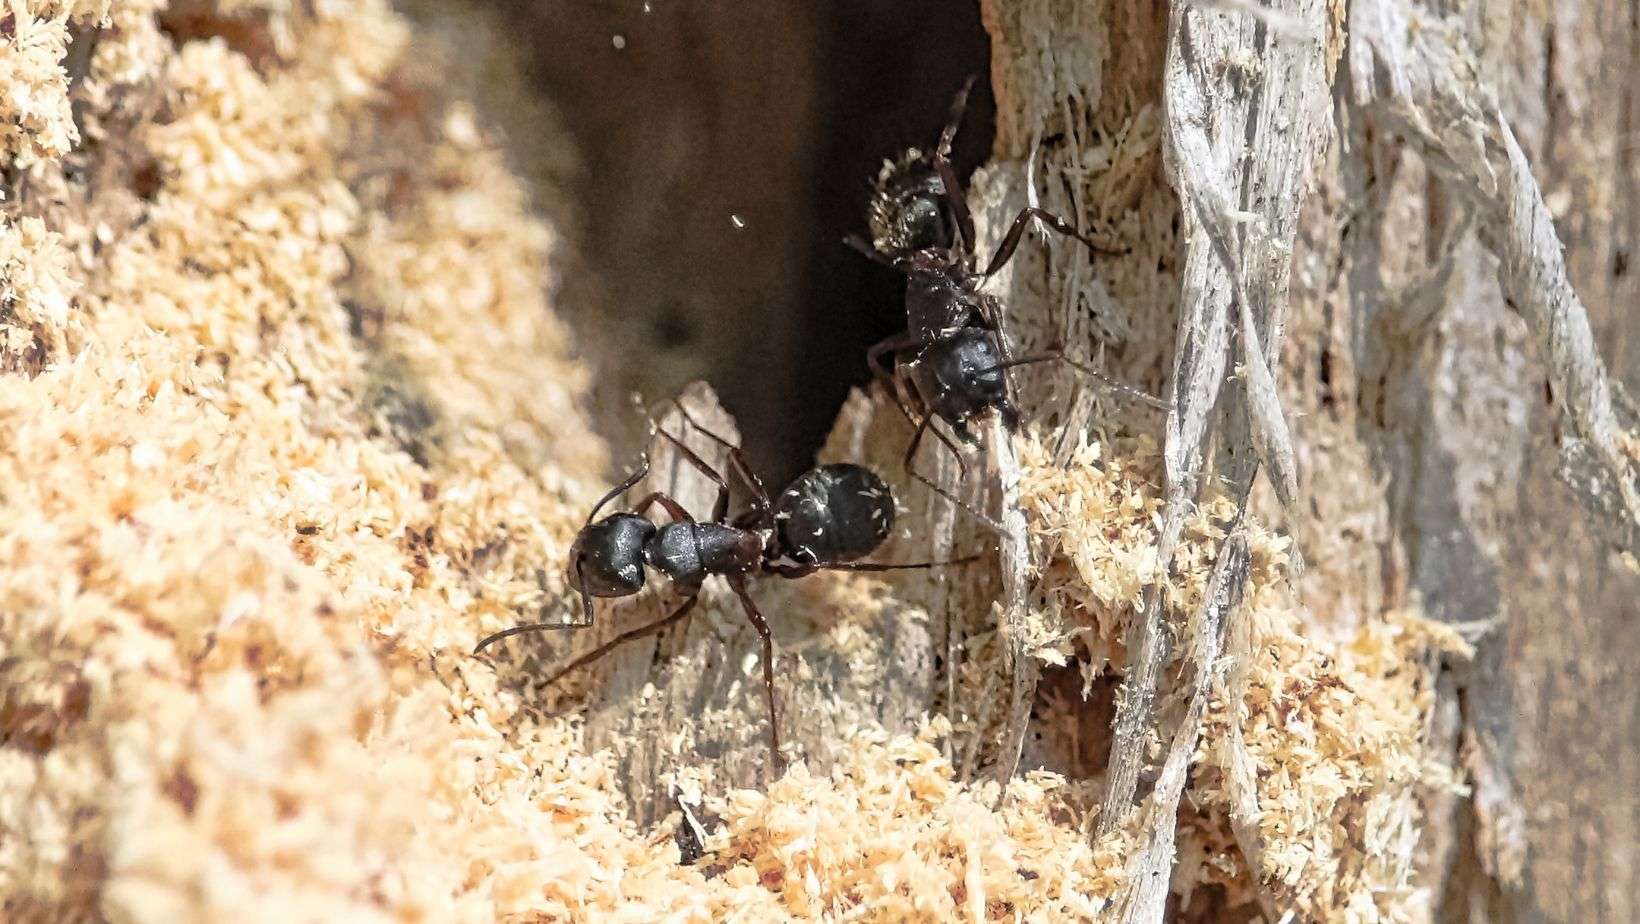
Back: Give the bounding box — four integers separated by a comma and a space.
776, 463, 896, 564
867, 152, 951, 257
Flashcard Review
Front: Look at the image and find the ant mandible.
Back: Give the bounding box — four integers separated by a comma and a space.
474, 402, 970, 772
849, 77, 1164, 526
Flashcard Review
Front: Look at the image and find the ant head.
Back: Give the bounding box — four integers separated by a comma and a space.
867, 149, 952, 258
567, 513, 656, 599
774, 464, 896, 565
911, 328, 1018, 441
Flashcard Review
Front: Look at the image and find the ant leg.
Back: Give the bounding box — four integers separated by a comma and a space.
934, 76, 978, 265
668, 400, 740, 457
867, 332, 919, 380
768, 554, 982, 579
728, 577, 784, 774
980, 206, 1128, 280
631, 491, 694, 524
936, 75, 977, 162
532, 594, 700, 683
867, 333, 921, 410
653, 426, 734, 524
667, 400, 773, 519
971, 294, 1015, 361
991, 352, 1167, 411
718, 448, 772, 523
966, 293, 1025, 406
903, 413, 1007, 535
845, 233, 898, 266
867, 355, 1003, 533
964, 294, 1033, 429
880, 347, 939, 435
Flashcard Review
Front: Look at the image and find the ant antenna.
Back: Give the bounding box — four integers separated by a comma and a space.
982, 353, 1167, 412
587, 454, 653, 527
474, 456, 656, 654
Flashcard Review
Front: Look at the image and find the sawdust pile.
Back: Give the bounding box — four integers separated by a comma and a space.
1018, 436, 1467, 921
0, 1, 1459, 920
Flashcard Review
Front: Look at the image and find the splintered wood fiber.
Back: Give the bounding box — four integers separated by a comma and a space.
0, 0, 1476, 922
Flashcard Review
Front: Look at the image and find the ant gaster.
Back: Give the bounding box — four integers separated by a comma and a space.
475, 404, 966, 771
850, 78, 1164, 523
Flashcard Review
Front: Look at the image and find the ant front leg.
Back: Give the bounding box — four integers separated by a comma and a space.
654, 426, 735, 524
728, 577, 784, 775
534, 594, 701, 685
902, 410, 1006, 535
968, 293, 1023, 405
869, 335, 940, 446
867, 333, 921, 396
980, 206, 1127, 280
667, 400, 774, 522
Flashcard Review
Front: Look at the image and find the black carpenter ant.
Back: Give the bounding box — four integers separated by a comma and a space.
849, 78, 1163, 523
474, 405, 968, 770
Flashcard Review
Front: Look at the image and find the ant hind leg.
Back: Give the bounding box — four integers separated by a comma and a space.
728, 578, 784, 775
934, 77, 979, 265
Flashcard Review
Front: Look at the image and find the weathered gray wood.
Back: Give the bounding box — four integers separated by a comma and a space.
1349, 0, 1640, 557
1113, 527, 1251, 924
980, 0, 1639, 918
1100, 0, 1332, 838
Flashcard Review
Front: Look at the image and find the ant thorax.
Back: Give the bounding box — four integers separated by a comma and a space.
903, 269, 985, 343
